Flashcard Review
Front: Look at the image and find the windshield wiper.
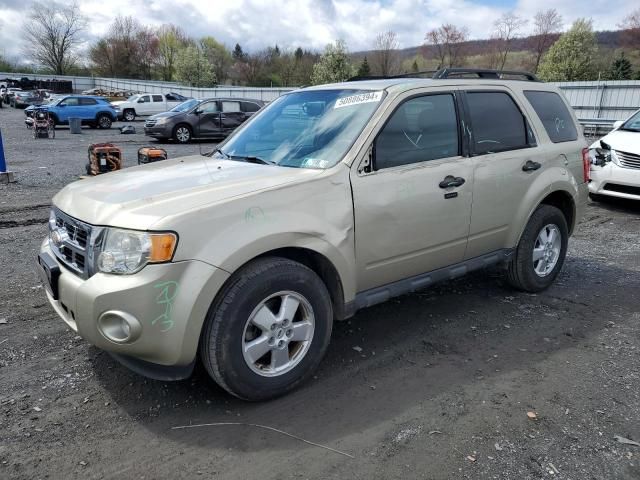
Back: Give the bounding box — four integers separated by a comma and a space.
208, 147, 229, 158
228, 154, 275, 165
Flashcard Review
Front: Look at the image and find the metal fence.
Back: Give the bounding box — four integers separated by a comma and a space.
3, 72, 640, 121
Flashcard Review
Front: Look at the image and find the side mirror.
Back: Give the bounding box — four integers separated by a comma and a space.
194, 109, 203, 115
137, 99, 145, 103
59, 103, 66, 107
612, 120, 624, 130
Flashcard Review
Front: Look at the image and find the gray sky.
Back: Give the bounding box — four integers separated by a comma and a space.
0, 0, 635, 63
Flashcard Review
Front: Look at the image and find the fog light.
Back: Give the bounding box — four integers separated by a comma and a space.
97, 310, 141, 344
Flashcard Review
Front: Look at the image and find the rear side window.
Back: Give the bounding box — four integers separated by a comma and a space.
152, 95, 163, 102
375, 94, 459, 169
79, 98, 97, 105
466, 92, 529, 155
524, 91, 578, 143
242, 102, 260, 113
222, 101, 241, 113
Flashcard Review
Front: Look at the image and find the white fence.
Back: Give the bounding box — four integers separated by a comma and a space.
3, 71, 640, 120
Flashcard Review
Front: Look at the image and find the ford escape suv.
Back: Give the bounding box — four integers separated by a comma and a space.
38, 69, 589, 401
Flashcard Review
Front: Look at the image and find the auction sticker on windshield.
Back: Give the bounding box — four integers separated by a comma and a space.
335, 91, 383, 109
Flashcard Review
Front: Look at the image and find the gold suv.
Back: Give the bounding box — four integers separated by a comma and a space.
38, 69, 589, 400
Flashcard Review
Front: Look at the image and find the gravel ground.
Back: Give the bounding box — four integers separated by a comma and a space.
1, 106, 640, 479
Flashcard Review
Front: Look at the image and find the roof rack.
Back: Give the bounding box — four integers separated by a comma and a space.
347, 68, 540, 82
433, 68, 540, 81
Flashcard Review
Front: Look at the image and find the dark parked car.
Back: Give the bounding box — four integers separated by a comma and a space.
144, 98, 264, 143
12, 91, 43, 109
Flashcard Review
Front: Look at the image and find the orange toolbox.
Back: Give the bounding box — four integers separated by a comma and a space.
138, 147, 168, 165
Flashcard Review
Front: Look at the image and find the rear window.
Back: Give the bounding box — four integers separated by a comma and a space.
466, 91, 530, 155
524, 91, 577, 143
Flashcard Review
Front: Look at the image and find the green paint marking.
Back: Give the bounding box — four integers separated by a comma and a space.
152, 281, 179, 332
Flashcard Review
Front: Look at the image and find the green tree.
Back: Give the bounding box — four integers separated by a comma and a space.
538, 19, 598, 81
200, 36, 232, 83
357, 57, 371, 77
609, 52, 633, 80
157, 24, 188, 81
175, 45, 216, 87
232, 43, 245, 61
310, 40, 354, 85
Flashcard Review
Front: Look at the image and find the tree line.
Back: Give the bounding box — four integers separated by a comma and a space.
5, 1, 640, 86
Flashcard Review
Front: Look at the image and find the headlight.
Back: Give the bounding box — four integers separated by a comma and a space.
154, 117, 168, 125
97, 228, 177, 274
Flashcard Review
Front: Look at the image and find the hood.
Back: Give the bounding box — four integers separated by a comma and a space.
590, 129, 640, 153
53, 156, 323, 230
111, 100, 125, 106
149, 110, 182, 120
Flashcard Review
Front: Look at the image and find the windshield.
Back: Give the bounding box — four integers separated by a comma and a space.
171, 99, 199, 112
217, 89, 385, 169
621, 111, 640, 132
127, 94, 140, 102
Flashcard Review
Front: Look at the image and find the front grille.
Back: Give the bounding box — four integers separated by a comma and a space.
616, 150, 640, 170
145, 119, 157, 127
603, 183, 640, 196
50, 209, 93, 278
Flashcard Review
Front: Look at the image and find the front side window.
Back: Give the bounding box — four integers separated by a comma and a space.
218, 89, 385, 169
524, 91, 578, 143
61, 97, 79, 106
466, 91, 530, 155
199, 101, 219, 114
375, 94, 459, 169
139, 95, 150, 103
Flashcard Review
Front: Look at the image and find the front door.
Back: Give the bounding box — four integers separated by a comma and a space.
351, 91, 473, 291
136, 95, 152, 115
196, 101, 222, 137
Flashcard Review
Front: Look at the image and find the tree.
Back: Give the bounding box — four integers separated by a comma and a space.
311, 40, 354, 85
156, 24, 188, 81
200, 37, 232, 83
22, 1, 86, 74
232, 43, 246, 61
357, 57, 371, 77
609, 52, 633, 80
538, 19, 598, 81
618, 9, 640, 49
529, 9, 563, 73
424, 24, 469, 68
175, 45, 216, 87
372, 31, 400, 76
491, 12, 527, 70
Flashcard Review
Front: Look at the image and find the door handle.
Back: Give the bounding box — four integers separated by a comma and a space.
439, 175, 466, 188
522, 160, 542, 172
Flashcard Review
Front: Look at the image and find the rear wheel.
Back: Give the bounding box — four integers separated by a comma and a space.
173, 124, 192, 143
200, 257, 333, 401
97, 114, 112, 129
507, 205, 568, 292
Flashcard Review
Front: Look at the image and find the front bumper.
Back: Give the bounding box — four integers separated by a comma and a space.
38, 239, 229, 371
145, 125, 173, 138
589, 163, 640, 200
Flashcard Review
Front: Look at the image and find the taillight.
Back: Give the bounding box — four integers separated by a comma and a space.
581, 148, 590, 183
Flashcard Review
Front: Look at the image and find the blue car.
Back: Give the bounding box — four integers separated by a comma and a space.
24, 95, 119, 129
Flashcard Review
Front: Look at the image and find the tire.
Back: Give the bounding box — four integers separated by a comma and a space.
97, 114, 112, 129
173, 124, 192, 143
123, 109, 136, 122
200, 257, 333, 401
507, 205, 569, 292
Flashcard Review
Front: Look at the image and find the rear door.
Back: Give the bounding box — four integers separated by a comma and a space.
151, 94, 166, 114
195, 101, 222, 137
462, 88, 542, 258
220, 100, 245, 134
351, 88, 474, 291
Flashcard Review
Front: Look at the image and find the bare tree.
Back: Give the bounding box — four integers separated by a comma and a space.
424, 24, 469, 68
529, 9, 563, 73
372, 31, 400, 76
23, 1, 86, 74
618, 9, 640, 49
492, 12, 528, 70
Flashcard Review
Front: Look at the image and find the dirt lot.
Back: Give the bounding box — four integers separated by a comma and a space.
1, 106, 639, 480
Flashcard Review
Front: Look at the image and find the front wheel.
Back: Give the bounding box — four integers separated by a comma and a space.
173, 124, 192, 143
506, 205, 569, 292
200, 257, 333, 401
123, 109, 135, 122
97, 114, 112, 129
